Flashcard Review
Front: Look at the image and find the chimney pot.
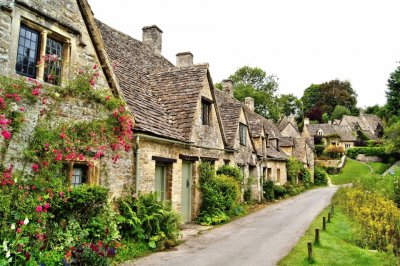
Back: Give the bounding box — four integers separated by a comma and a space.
244, 97, 255, 111
176, 52, 193, 67
142, 25, 163, 54
304, 118, 310, 125
222, 79, 234, 97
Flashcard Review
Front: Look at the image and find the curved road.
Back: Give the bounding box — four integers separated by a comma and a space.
124, 186, 337, 266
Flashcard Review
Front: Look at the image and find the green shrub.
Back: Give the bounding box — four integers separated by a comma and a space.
315, 145, 325, 156
263, 180, 275, 201
216, 165, 243, 184
117, 193, 181, 249
393, 175, 400, 208
273, 185, 287, 199
299, 168, 312, 188
314, 166, 328, 185
287, 157, 304, 184
197, 163, 241, 225
346, 147, 386, 159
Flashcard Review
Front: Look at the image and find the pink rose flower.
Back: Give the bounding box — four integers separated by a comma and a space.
1, 130, 11, 140
36, 206, 43, 212
32, 164, 39, 172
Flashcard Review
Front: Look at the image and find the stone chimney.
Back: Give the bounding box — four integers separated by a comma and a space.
222, 79, 234, 97
288, 114, 296, 125
142, 25, 163, 54
176, 52, 193, 68
244, 97, 254, 111
328, 120, 332, 125
304, 118, 310, 125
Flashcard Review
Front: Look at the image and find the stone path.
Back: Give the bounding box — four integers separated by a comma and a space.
122, 186, 338, 266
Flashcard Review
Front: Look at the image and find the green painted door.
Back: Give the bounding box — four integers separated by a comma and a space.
181, 161, 192, 223
155, 165, 166, 201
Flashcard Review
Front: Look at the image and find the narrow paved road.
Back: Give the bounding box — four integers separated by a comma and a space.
124, 186, 337, 266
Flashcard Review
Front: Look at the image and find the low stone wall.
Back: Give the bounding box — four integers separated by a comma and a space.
356, 154, 382, 163
315, 159, 340, 168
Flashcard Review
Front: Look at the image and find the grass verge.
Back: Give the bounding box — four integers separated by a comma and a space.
278, 206, 398, 266
331, 159, 371, 185
367, 162, 390, 175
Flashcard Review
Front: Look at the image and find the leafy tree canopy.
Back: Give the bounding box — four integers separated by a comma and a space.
331, 105, 351, 120
386, 65, 400, 117
228, 66, 280, 121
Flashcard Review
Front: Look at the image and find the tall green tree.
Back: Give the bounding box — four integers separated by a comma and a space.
229, 66, 280, 121
331, 105, 351, 120
386, 65, 400, 117
301, 79, 358, 122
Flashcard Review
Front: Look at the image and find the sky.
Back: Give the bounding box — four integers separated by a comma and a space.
88, 0, 400, 108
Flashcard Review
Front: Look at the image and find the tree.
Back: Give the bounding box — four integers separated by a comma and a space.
278, 94, 303, 117
384, 121, 400, 154
229, 66, 280, 121
365, 104, 387, 119
302, 79, 358, 122
386, 65, 400, 117
322, 113, 330, 123
331, 105, 351, 120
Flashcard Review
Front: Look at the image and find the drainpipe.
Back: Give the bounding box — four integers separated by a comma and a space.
135, 135, 140, 194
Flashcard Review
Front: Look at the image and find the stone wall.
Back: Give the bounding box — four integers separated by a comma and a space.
356, 154, 382, 163
0, 1, 133, 198
265, 160, 287, 185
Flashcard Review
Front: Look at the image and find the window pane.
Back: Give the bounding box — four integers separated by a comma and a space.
44, 37, 63, 85
16, 26, 39, 78
72, 166, 86, 186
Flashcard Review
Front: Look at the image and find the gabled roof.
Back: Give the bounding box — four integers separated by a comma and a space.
265, 119, 283, 139
278, 116, 300, 134
361, 113, 383, 131
279, 137, 294, 147
215, 90, 244, 147
305, 124, 336, 136
333, 125, 356, 142
341, 115, 370, 131
148, 65, 210, 141
266, 147, 288, 161
243, 106, 265, 138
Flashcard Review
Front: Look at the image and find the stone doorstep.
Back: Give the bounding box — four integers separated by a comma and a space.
180, 223, 213, 241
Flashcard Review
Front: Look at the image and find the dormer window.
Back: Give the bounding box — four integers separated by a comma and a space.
239, 123, 247, 145
201, 98, 212, 125
16, 23, 68, 85
317, 129, 323, 136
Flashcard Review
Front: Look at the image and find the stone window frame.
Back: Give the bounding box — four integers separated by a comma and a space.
345, 144, 351, 150
14, 18, 71, 86
239, 123, 247, 146
65, 160, 100, 187
201, 97, 212, 126
317, 129, 323, 136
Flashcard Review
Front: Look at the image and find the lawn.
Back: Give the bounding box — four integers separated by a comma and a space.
278, 206, 398, 266
367, 162, 390, 175
330, 159, 372, 185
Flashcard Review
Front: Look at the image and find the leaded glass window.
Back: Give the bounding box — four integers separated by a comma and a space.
44, 38, 63, 85
16, 26, 39, 78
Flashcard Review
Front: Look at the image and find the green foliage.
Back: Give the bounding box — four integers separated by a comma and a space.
334, 187, 400, 253
331, 105, 351, 120
303, 80, 358, 122
229, 66, 280, 121
262, 180, 275, 201
346, 146, 387, 159
315, 144, 325, 156
283, 183, 306, 196
278, 94, 303, 121
117, 193, 181, 249
384, 121, 400, 155
273, 185, 287, 199
287, 157, 304, 184
365, 104, 387, 119
197, 163, 241, 225
216, 164, 243, 184
314, 166, 328, 185
393, 175, 400, 208
322, 112, 330, 123
278, 206, 398, 266
386, 64, 400, 117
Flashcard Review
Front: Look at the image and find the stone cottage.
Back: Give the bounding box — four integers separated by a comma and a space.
340, 112, 384, 141
0, 0, 135, 197
302, 119, 356, 150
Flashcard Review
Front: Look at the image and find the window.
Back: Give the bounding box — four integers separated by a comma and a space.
155, 164, 167, 201
267, 168, 272, 180
16, 26, 40, 78
317, 129, 323, 136
16, 24, 65, 85
44, 38, 63, 85
345, 144, 351, 150
201, 100, 211, 125
239, 123, 247, 145
71, 165, 87, 187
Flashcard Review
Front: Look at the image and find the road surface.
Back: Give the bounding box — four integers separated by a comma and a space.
123, 186, 337, 266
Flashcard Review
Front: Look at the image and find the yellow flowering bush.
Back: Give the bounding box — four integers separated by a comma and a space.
334, 187, 400, 253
